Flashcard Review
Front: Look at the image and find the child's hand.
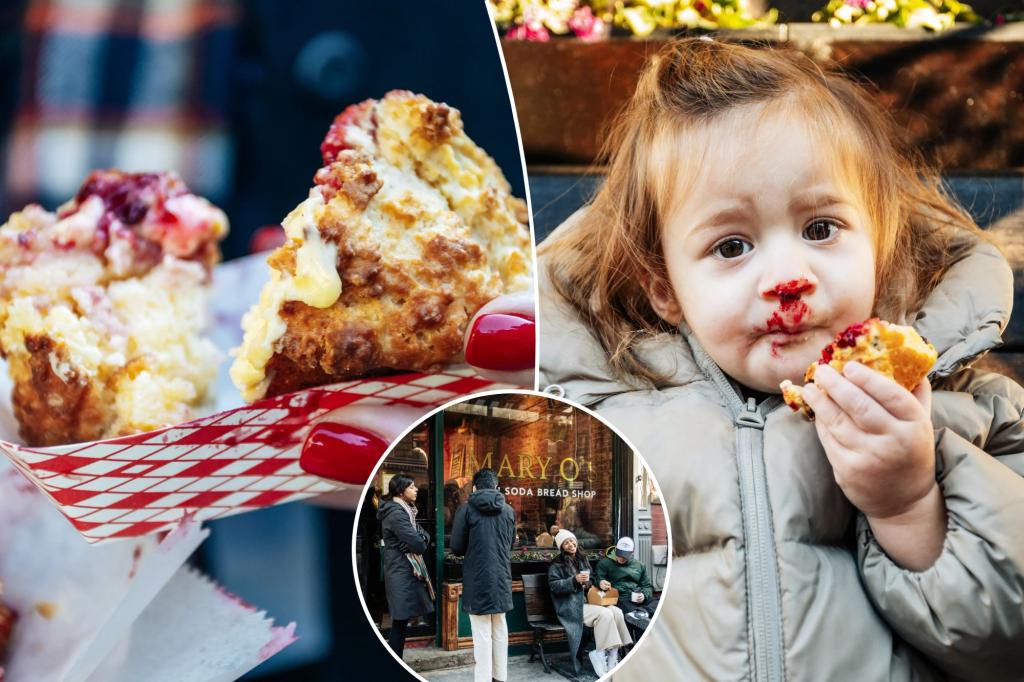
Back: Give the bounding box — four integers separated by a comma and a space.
802, 361, 946, 570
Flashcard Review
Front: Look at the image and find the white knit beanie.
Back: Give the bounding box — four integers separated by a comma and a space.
554, 529, 578, 551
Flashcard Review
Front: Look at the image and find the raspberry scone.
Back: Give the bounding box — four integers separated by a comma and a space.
780, 318, 937, 418
0, 170, 227, 446
231, 90, 533, 402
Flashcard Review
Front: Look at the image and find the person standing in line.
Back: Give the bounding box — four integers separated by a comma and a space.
450, 468, 517, 682
377, 475, 434, 659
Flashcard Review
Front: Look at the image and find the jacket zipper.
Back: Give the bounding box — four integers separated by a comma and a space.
687, 333, 787, 682
736, 396, 786, 682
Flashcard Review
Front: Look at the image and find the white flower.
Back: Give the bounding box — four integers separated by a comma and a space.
904, 5, 947, 29
677, 6, 701, 26
834, 4, 857, 21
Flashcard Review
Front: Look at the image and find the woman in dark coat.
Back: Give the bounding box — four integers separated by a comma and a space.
549, 530, 633, 676
377, 475, 434, 658
548, 529, 592, 674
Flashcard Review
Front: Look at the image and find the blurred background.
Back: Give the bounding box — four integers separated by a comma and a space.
0, 0, 526, 260
0, 1, 527, 680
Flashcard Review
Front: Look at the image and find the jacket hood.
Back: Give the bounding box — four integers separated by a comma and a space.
469, 488, 506, 514
377, 499, 403, 522
539, 212, 1013, 403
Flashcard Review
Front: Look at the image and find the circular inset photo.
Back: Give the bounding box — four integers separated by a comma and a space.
352, 390, 671, 681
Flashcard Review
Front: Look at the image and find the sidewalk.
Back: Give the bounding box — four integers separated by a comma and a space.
418, 652, 599, 682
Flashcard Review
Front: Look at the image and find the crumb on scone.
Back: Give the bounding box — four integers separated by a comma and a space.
780, 318, 938, 419
231, 90, 533, 402
0, 170, 228, 446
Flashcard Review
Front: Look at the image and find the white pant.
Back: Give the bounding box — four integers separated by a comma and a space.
469, 613, 509, 682
583, 604, 633, 650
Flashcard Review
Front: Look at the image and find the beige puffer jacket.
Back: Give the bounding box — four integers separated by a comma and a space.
539, 217, 1024, 681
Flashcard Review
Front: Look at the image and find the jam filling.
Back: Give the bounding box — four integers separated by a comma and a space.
818, 318, 877, 365
67, 170, 187, 243
17, 170, 221, 276
320, 99, 378, 166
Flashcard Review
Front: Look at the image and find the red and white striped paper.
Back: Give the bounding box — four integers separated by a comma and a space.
0, 367, 506, 543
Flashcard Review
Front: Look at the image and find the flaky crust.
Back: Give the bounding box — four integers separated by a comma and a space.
9, 335, 112, 446
232, 91, 532, 401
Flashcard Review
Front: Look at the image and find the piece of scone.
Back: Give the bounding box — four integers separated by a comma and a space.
231, 90, 532, 402
0, 170, 227, 445
780, 318, 937, 418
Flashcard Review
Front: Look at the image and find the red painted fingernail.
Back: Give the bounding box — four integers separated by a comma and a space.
465, 313, 535, 372
301, 423, 388, 484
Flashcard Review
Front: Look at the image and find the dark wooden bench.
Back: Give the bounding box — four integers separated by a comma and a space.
523, 572, 594, 676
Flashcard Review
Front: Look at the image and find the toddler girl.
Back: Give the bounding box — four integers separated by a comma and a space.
539, 38, 1024, 681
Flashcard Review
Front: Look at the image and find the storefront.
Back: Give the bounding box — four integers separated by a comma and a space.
355, 393, 668, 651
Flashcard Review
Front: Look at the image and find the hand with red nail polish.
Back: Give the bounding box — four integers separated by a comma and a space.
301, 405, 429, 497
301, 293, 535, 490
463, 291, 536, 387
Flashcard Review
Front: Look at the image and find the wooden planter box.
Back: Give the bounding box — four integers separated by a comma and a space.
502, 23, 1024, 170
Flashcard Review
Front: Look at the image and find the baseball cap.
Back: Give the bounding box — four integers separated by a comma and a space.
615, 536, 635, 558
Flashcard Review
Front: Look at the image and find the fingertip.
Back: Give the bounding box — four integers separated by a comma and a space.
301, 421, 388, 485
913, 375, 933, 405
842, 361, 865, 379
814, 363, 838, 386
301, 404, 429, 483
464, 312, 536, 377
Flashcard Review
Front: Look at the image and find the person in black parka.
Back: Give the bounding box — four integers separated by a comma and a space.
377, 475, 434, 658
450, 468, 516, 682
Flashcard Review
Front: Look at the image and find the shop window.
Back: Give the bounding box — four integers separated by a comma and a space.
442, 394, 615, 551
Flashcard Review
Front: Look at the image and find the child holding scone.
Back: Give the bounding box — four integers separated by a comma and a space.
538, 38, 1024, 680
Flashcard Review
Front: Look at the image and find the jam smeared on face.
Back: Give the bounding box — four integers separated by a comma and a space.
762, 278, 813, 356
819, 318, 875, 365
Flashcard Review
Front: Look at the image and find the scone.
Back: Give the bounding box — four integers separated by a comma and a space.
780, 318, 937, 418
231, 90, 532, 402
0, 170, 228, 445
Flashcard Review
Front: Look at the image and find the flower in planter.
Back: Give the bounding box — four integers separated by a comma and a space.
506, 19, 553, 40
812, 0, 979, 29
491, 0, 774, 40
613, 0, 777, 35
492, 0, 585, 40
570, 5, 611, 40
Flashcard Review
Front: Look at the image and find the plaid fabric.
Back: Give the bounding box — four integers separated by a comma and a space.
2, 0, 239, 216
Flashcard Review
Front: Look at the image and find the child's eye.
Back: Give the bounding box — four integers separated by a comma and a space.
803, 219, 840, 241
712, 238, 752, 259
